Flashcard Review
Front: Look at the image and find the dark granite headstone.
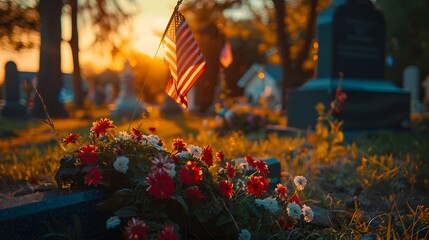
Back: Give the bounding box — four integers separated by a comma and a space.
1, 61, 28, 119
287, 0, 410, 133
0, 189, 116, 240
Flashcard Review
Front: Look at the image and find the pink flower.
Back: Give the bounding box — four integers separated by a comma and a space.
90, 118, 115, 137
145, 172, 175, 200
151, 154, 176, 177
124, 218, 150, 240
84, 166, 103, 187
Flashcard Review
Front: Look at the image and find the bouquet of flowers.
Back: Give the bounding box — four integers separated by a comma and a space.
214, 104, 280, 136
55, 118, 313, 239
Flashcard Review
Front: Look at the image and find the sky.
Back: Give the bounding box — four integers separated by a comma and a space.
0, 0, 177, 84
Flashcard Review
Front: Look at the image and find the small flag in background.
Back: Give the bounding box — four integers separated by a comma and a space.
219, 42, 233, 68
162, 11, 207, 109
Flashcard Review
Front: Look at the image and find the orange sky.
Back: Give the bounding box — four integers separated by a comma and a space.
0, 0, 176, 84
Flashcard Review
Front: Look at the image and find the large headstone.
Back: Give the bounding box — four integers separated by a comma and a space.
109, 61, 146, 120
1, 61, 28, 119
287, 0, 410, 133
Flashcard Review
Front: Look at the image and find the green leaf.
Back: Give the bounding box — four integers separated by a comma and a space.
244, 200, 259, 216
170, 195, 188, 215
216, 214, 232, 227
114, 206, 139, 217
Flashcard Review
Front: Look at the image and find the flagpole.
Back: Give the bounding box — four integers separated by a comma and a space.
127, 0, 183, 131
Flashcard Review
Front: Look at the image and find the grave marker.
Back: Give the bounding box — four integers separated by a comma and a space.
288, 0, 410, 133
1, 61, 28, 119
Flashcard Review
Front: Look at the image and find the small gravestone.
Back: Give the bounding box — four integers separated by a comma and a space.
403, 66, 423, 114
288, 0, 410, 133
109, 61, 146, 120
1, 61, 28, 119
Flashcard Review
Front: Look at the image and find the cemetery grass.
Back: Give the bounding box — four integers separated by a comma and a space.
1, 106, 429, 239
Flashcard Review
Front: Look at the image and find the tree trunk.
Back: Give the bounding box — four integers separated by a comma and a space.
293, 0, 318, 85
273, 0, 291, 110
69, 0, 84, 107
33, 0, 67, 118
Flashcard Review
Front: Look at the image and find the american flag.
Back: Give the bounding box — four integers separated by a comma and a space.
162, 11, 207, 109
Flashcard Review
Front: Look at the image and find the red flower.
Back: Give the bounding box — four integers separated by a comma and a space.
186, 187, 204, 203
179, 161, 203, 186
225, 162, 235, 179
90, 118, 115, 137
171, 155, 179, 164
84, 166, 103, 187
289, 193, 302, 207
275, 183, 288, 200
146, 172, 175, 200
156, 225, 178, 240
124, 218, 150, 240
62, 133, 81, 145
245, 155, 256, 168
172, 138, 187, 152
131, 128, 143, 141
254, 159, 269, 176
201, 145, 213, 167
148, 127, 156, 133
78, 145, 98, 164
216, 151, 224, 162
246, 176, 268, 197
219, 180, 235, 199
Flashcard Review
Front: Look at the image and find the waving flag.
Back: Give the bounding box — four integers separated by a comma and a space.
162, 11, 207, 109
219, 42, 233, 68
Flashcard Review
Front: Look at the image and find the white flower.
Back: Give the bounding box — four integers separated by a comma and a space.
113, 156, 129, 174
238, 229, 251, 240
255, 198, 264, 207
176, 151, 190, 158
302, 204, 314, 222
293, 176, 307, 191
151, 154, 176, 177
188, 144, 202, 158
106, 216, 120, 229
115, 131, 131, 141
287, 202, 302, 220
235, 179, 246, 191
239, 162, 249, 171
142, 134, 165, 151
262, 197, 280, 213
255, 197, 280, 213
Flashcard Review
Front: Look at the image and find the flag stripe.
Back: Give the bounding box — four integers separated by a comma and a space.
162, 11, 206, 109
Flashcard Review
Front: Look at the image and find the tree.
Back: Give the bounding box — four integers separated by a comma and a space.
0, 1, 39, 51
1, 0, 137, 117
32, 0, 66, 118
64, 0, 136, 107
